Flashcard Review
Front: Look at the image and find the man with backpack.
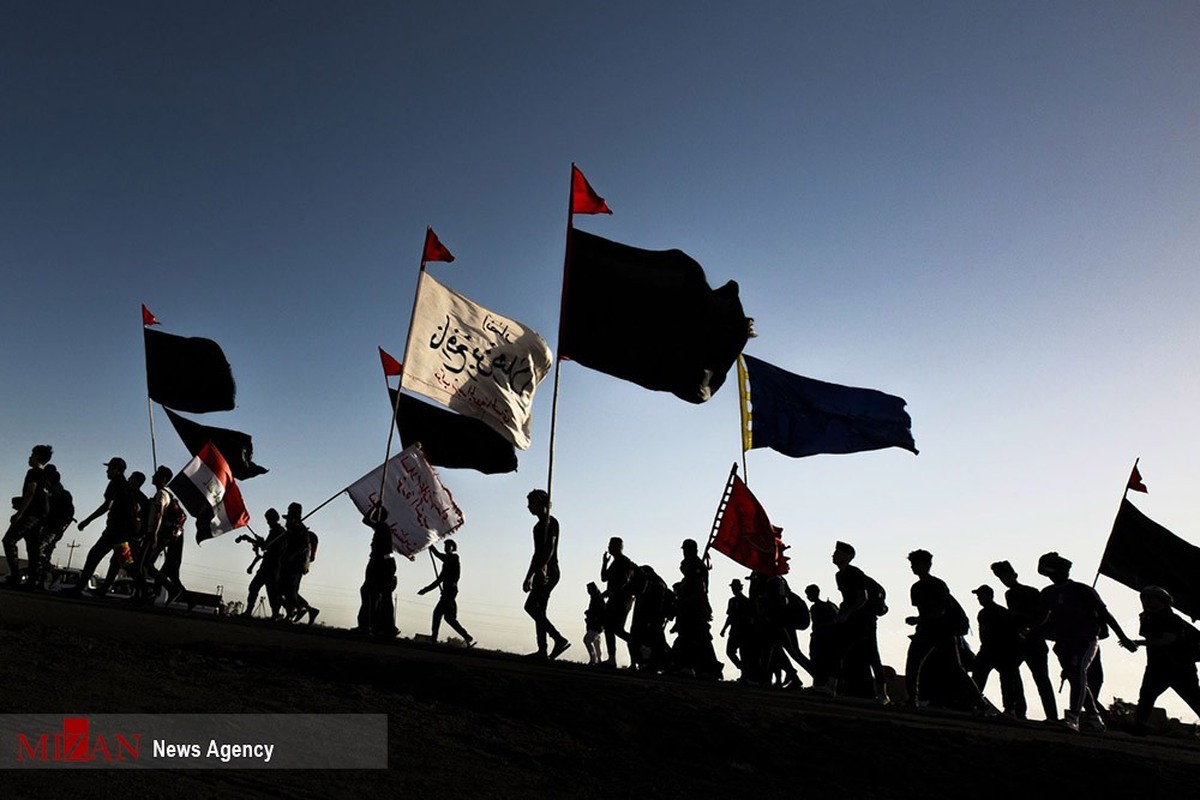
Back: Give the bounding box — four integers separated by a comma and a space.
903, 549, 991, 713
36, 464, 74, 587
1037, 551, 1135, 731
1130, 585, 1200, 733
830, 540, 889, 701
600, 536, 638, 667
4, 444, 53, 587
138, 466, 190, 606
282, 502, 320, 625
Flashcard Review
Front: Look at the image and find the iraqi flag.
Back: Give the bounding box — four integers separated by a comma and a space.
168, 441, 251, 543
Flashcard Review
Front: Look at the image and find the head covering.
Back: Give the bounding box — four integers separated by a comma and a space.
1037, 552, 1072, 577
1140, 585, 1173, 606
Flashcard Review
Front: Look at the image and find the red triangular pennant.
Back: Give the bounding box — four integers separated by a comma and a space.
570, 164, 612, 216
422, 227, 455, 264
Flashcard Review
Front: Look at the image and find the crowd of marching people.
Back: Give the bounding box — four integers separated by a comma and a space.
8, 445, 1200, 737
518, 490, 1200, 737
3, 444, 320, 623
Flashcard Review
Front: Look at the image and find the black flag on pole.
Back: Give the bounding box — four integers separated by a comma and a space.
390, 389, 518, 475
1099, 498, 1200, 621
163, 408, 268, 480
144, 328, 236, 413
561, 229, 751, 403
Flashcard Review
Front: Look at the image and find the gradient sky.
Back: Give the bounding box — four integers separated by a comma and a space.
3, 2, 1199, 720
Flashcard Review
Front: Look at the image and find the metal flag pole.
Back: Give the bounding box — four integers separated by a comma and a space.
1094, 457, 1140, 588
380, 231, 430, 500
545, 165, 577, 514
142, 306, 160, 471
736, 355, 750, 485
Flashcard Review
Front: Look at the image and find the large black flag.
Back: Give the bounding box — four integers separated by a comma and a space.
144, 328, 236, 413
561, 229, 751, 403
390, 389, 518, 475
1099, 499, 1200, 621
163, 408, 268, 480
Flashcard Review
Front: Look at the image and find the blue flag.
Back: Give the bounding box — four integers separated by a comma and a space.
740, 355, 917, 458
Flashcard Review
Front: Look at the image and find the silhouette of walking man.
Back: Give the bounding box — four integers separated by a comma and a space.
523, 489, 569, 660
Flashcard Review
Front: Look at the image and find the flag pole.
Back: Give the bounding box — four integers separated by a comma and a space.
701, 463, 739, 564
379, 364, 405, 493
141, 308, 159, 471
736, 355, 750, 485
545, 165, 577, 513
1096, 457, 1141, 588
380, 233, 429, 499
302, 489, 348, 523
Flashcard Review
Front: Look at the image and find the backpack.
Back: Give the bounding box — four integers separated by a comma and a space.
947, 594, 971, 637
45, 487, 74, 533
865, 575, 888, 617
786, 591, 811, 631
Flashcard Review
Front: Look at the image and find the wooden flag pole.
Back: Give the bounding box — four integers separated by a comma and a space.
702, 463, 739, 564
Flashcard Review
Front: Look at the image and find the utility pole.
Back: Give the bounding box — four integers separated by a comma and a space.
65, 540, 80, 570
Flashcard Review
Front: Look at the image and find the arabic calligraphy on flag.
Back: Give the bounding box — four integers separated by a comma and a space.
401, 272, 552, 450
345, 445, 465, 557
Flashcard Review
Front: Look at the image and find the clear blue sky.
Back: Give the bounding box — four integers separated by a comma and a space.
3, 1, 1199, 719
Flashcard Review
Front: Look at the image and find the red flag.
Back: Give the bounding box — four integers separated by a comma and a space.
710, 476, 788, 575
142, 304, 160, 327
1127, 464, 1148, 494
570, 164, 612, 215
422, 227, 455, 264
379, 347, 403, 378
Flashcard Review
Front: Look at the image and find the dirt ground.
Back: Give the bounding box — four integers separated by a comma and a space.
2, 591, 1199, 799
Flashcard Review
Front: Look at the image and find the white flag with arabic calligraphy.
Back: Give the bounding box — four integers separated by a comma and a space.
345, 445, 465, 557
401, 271, 552, 450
